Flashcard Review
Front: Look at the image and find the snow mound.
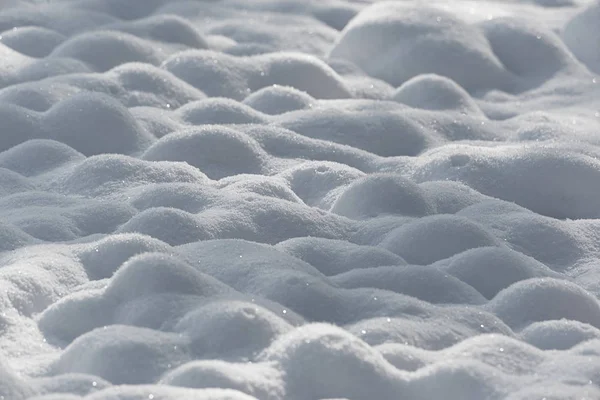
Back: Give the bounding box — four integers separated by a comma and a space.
488, 278, 600, 330
520, 320, 600, 350
414, 146, 600, 220
176, 99, 268, 125
434, 246, 559, 299
117, 207, 212, 245
0, 26, 65, 57
331, 174, 435, 219
43, 92, 155, 156
419, 181, 488, 214
0, 102, 38, 152
72, 386, 259, 400
219, 175, 302, 204
279, 161, 365, 208
330, 3, 513, 92
53, 154, 208, 197
312, 3, 358, 31
51, 325, 189, 384
563, 1, 600, 74
379, 215, 501, 265
392, 74, 483, 115
142, 127, 267, 179
110, 63, 207, 109
0, 139, 84, 177
163, 50, 351, 100
162, 360, 282, 400
174, 301, 292, 359
32, 374, 110, 397
258, 323, 403, 400
243, 86, 315, 115
105, 252, 229, 302
38, 253, 231, 343
74, 0, 167, 20
277, 106, 432, 157
481, 17, 580, 85
0, 359, 35, 400
275, 236, 406, 276
177, 239, 324, 289
51, 31, 164, 72
0, 5, 117, 36
1, 0, 600, 398
332, 265, 487, 304
106, 14, 208, 48
77, 234, 172, 279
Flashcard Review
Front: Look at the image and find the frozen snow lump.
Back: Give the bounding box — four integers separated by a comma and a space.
563, 1, 600, 74
331, 174, 434, 219
42, 92, 155, 156
142, 126, 268, 179
330, 3, 513, 93
379, 215, 501, 265
392, 74, 483, 115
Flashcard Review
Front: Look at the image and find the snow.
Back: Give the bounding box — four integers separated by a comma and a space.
0, 0, 599, 399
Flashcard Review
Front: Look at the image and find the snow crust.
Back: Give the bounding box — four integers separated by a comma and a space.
1, 0, 600, 399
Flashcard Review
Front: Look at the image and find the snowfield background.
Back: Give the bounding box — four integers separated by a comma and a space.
1, 0, 600, 399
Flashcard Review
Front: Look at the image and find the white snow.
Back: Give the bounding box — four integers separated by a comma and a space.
0, 0, 599, 399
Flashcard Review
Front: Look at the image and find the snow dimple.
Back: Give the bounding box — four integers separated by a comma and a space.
0, 0, 599, 399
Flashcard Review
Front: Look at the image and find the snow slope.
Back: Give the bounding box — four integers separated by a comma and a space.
0, 0, 600, 399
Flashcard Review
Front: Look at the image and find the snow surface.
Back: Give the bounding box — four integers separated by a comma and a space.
0, 0, 600, 399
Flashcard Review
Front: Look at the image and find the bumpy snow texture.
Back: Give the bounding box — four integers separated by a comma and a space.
1, 0, 600, 399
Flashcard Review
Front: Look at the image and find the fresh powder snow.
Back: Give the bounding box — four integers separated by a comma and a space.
0, 0, 600, 399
